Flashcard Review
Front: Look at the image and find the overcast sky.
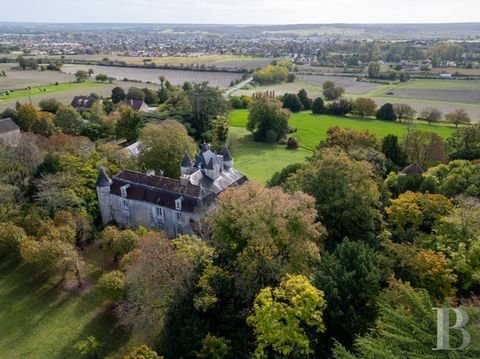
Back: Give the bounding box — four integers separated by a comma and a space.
1, 0, 480, 24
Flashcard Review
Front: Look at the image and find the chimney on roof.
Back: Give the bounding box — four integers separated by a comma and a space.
146, 170, 155, 177
180, 174, 190, 187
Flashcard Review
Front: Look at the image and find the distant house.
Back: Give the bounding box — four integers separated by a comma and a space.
0, 118, 21, 145
119, 99, 149, 112
401, 163, 424, 175
71, 96, 99, 110
97, 146, 247, 237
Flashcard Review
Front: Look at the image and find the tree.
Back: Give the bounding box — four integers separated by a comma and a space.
17, 103, 38, 131
333, 280, 480, 359
297, 89, 312, 110
247, 96, 290, 143
115, 105, 141, 142
423, 160, 480, 197
99, 270, 126, 300
381, 134, 407, 167
35, 172, 84, 215
111, 87, 126, 104
126, 87, 145, 101
445, 109, 471, 128
352, 97, 377, 118
55, 105, 84, 135
39, 98, 61, 114
322, 81, 345, 100
142, 87, 159, 106
420, 107, 442, 125
31, 111, 60, 137
287, 148, 381, 243
367, 62, 381, 78
315, 240, 382, 347
393, 103, 416, 122
197, 335, 232, 359
138, 121, 197, 178
74, 70, 88, 82
95, 73, 108, 82
209, 182, 325, 302
118, 232, 194, 339
88, 68, 94, 77
376, 103, 397, 121
266, 163, 303, 188
100, 226, 138, 261
0, 222, 26, 259
253, 64, 289, 84
187, 82, 228, 139
403, 130, 447, 168
311, 97, 325, 114
210, 115, 229, 152
282, 93, 303, 113
124, 345, 163, 359
385, 191, 453, 241
320, 126, 379, 151
20, 218, 83, 286
446, 123, 480, 160
327, 98, 352, 117
287, 73, 296, 83
247, 275, 326, 358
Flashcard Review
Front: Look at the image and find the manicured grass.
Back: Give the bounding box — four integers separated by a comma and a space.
229, 109, 457, 181
0, 81, 110, 102
0, 261, 128, 358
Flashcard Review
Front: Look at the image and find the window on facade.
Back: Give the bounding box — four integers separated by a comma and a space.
155, 207, 163, 218
175, 197, 182, 211
176, 211, 182, 221
120, 185, 129, 197
122, 199, 129, 210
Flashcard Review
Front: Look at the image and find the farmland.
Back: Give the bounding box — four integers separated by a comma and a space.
0, 82, 110, 101
228, 109, 457, 182
2, 54, 275, 70
233, 76, 480, 122
63, 64, 244, 88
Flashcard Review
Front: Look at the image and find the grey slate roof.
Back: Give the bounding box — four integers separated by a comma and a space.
120, 99, 147, 111
401, 163, 424, 175
222, 146, 232, 161
0, 118, 19, 134
96, 167, 112, 187
188, 166, 247, 195
181, 152, 192, 167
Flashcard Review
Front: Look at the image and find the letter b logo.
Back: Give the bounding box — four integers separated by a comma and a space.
433, 308, 470, 351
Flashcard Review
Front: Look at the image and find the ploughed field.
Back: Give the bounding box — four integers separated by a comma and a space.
63, 64, 244, 88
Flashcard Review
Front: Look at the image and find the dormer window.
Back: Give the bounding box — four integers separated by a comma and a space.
175, 197, 183, 211
120, 184, 130, 197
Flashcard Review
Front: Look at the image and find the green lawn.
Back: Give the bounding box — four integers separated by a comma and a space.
0, 82, 110, 102
229, 110, 457, 182
0, 261, 128, 359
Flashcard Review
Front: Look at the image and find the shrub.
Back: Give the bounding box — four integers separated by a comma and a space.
286, 137, 299, 150
73, 336, 102, 359
99, 270, 126, 301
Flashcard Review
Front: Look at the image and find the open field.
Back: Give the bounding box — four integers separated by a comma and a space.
229, 109, 457, 181
0, 260, 128, 359
0, 81, 110, 101
0, 80, 161, 112
233, 77, 480, 123
1, 54, 275, 70
63, 64, 243, 89
0, 63, 75, 90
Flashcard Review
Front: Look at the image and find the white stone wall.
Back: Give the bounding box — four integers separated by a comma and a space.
107, 194, 194, 237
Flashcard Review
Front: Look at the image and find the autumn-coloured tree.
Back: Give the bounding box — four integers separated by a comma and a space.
385, 191, 452, 241
248, 275, 326, 357
319, 126, 379, 151
209, 182, 325, 302
118, 232, 194, 339
420, 107, 442, 125
403, 130, 447, 168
